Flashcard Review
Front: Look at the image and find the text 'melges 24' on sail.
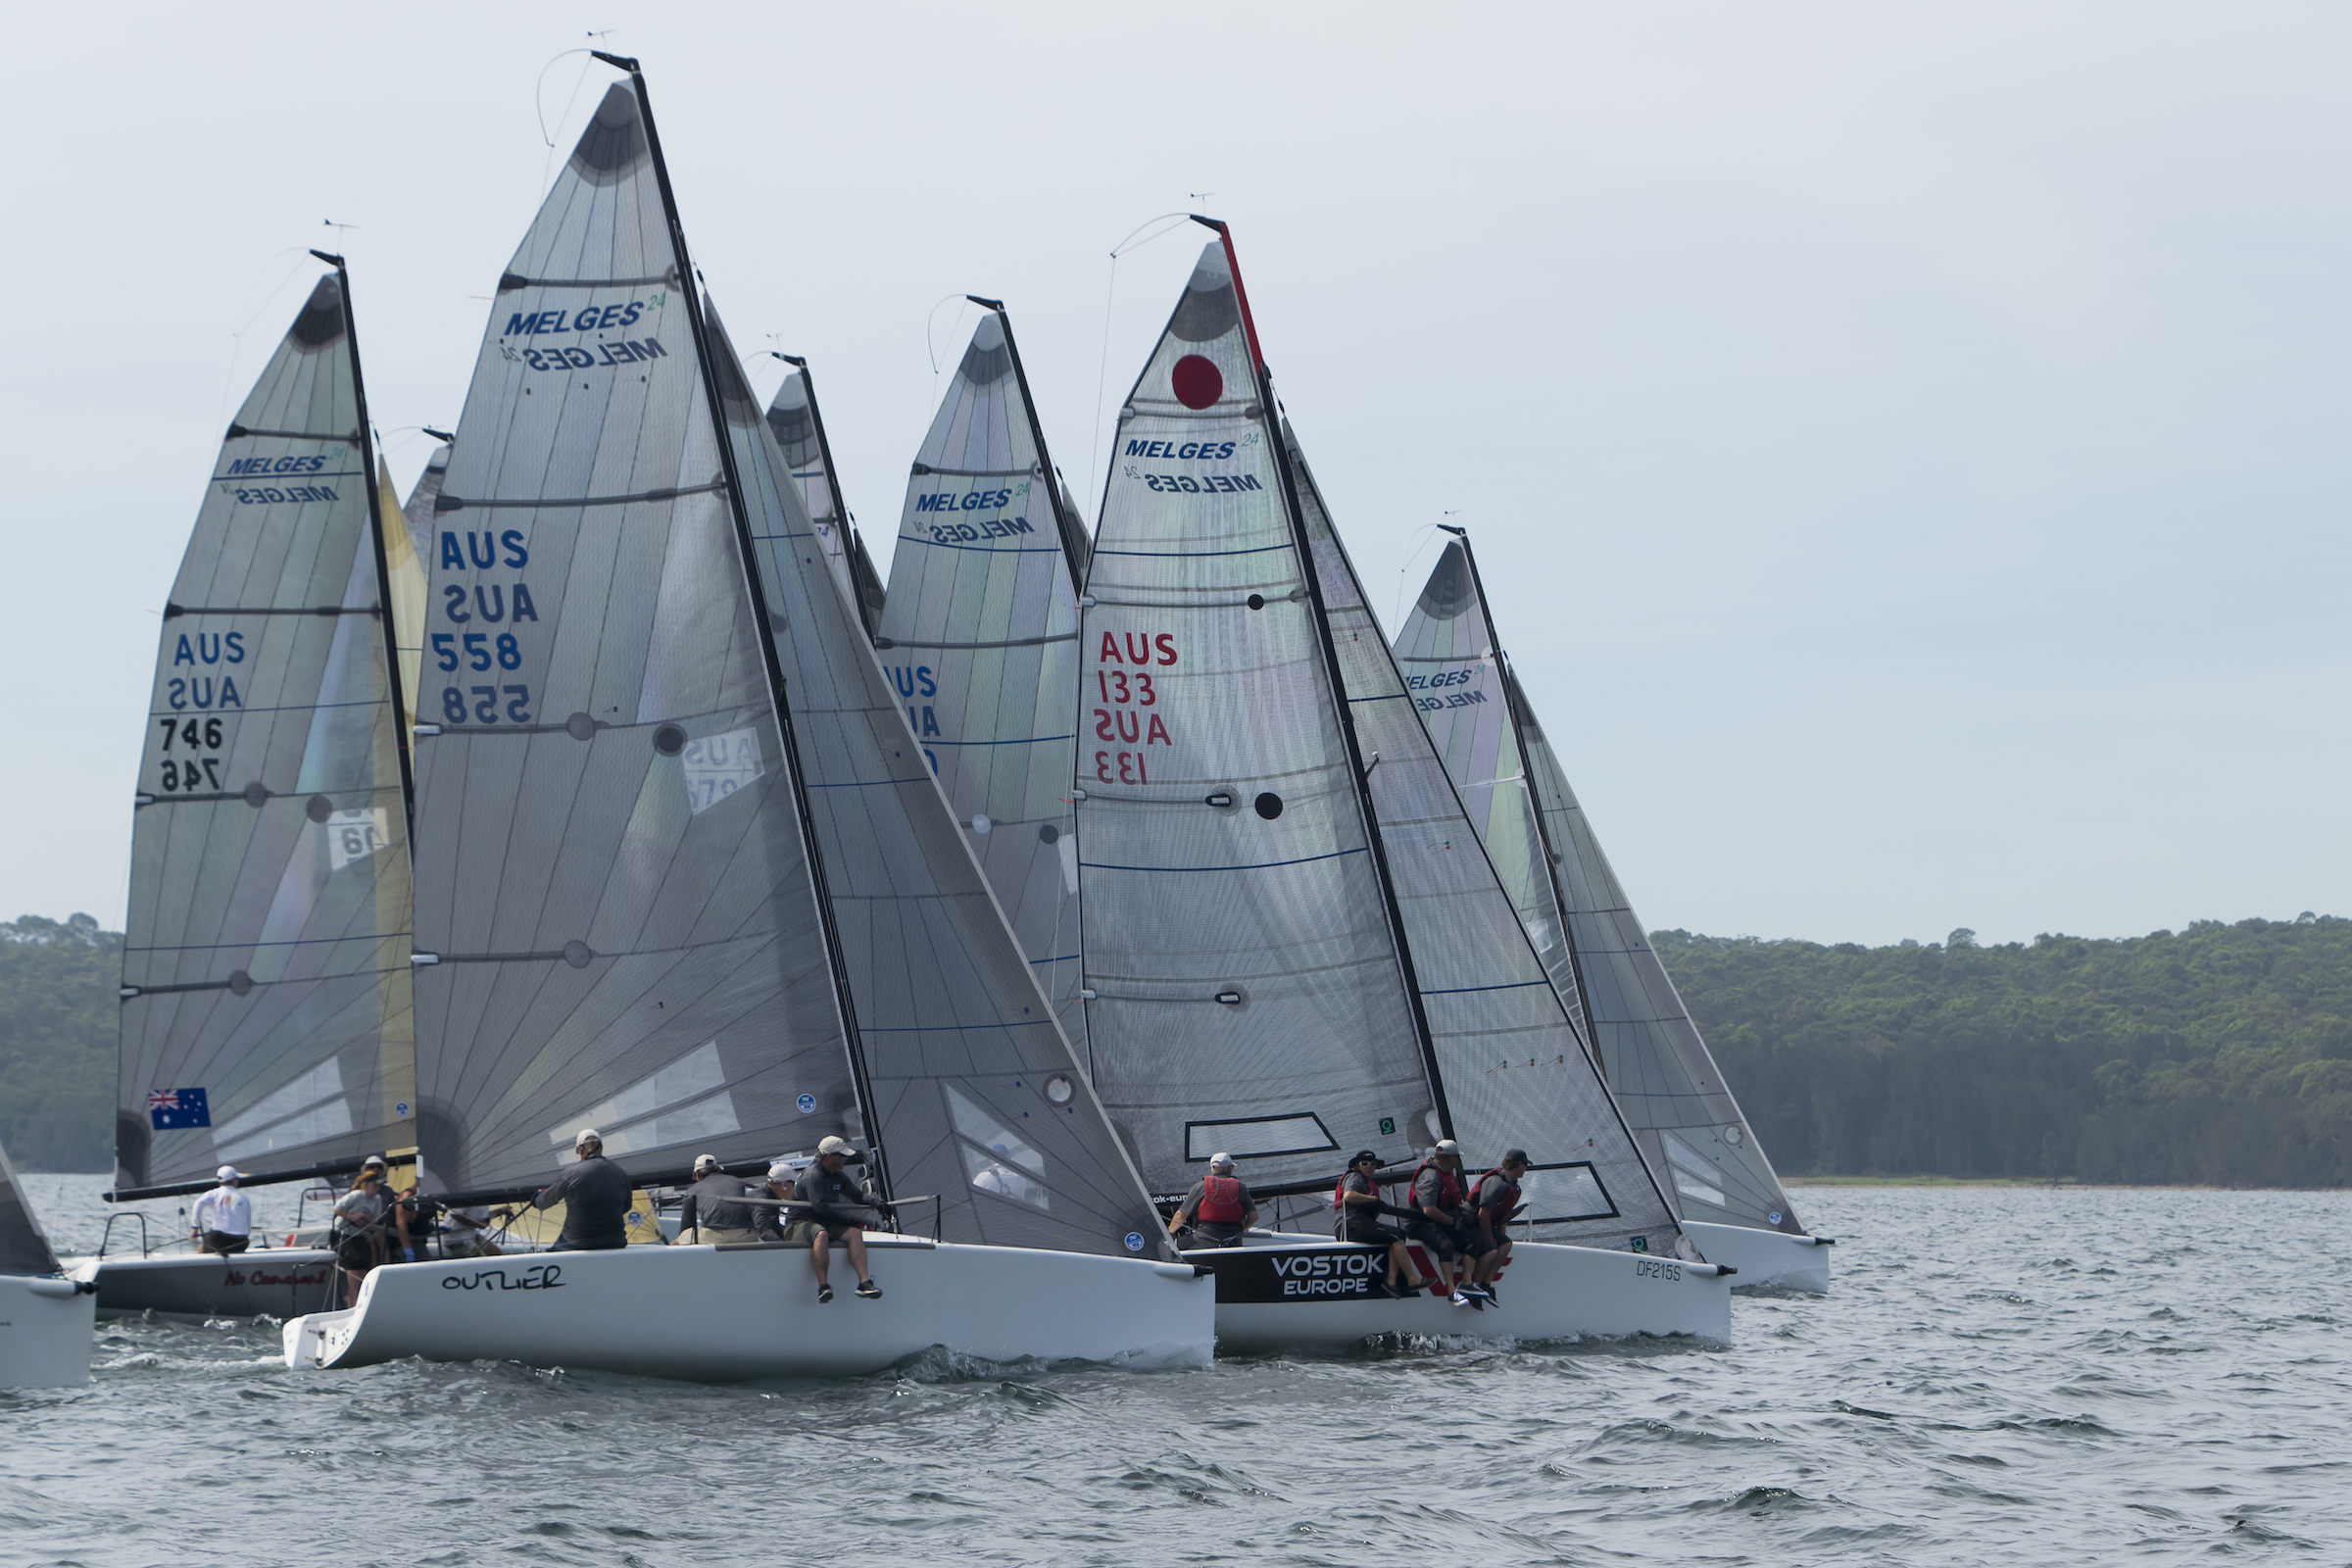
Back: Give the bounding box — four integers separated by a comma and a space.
119, 266, 418, 1192
1076, 227, 1684, 1254
875, 304, 1092, 1066
1395, 537, 1809, 1243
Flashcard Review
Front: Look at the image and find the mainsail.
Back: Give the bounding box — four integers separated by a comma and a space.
1395, 537, 1804, 1235
1, 1139, 63, 1277
409, 65, 1166, 1259
117, 264, 418, 1191
1075, 228, 1681, 1250
874, 305, 1091, 1060
762, 360, 882, 634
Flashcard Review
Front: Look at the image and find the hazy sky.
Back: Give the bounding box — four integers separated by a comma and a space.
4, 4, 2343, 947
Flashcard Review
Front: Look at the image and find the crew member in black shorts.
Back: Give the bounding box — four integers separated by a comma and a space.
1335, 1151, 1432, 1297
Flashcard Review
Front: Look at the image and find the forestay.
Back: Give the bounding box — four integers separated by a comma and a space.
407, 83, 855, 1190
1075, 238, 1438, 1198
1286, 436, 1677, 1250
715, 304, 1165, 1258
875, 308, 1091, 1062
118, 270, 418, 1191
1396, 541, 1804, 1236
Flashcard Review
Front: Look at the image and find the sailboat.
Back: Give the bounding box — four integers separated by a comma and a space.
763, 358, 885, 633
1, 1140, 95, 1389
872, 302, 1091, 1059
284, 61, 1209, 1379
81, 258, 418, 1321
1074, 223, 1731, 1349
1395, 535, 1831, 1292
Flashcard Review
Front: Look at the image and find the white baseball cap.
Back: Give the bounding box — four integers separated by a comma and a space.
574, 1128, 602, 1150
1433, 1139, 1461, 1157
216, 1164, 240, 1181
692, 1154, 721, 1175
817, 1136, 853, 1157
1208, 1152, 1236, 1170
767, 1160, 797, 1182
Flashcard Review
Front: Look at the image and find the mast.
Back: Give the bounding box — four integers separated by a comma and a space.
1202, 219, 1454, 1141
600, 54, 890, 1199
316, 250, 416, 839
1446, 523, 1597, 1052
773, 353, 876, 637
973, 297, 1093, 579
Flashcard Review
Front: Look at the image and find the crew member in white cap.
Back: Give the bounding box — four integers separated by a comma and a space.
190, 1164, 253, 1255
526, 1129, 635, 1251
677, 1153, 760, 1246
1168, 1152, 1256, 1248
789, 1137, 882, 1302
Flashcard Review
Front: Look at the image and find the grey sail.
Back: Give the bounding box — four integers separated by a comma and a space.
1074, 237, 1446, 1201
714, 304, 1166, 1257
408, 82, 853, 1190
1, 1139, 63, 1277
1284, 432, 1679, 1250
1395, 541, 1804, 1236
118, 270, 418, 1191
762, 362, 880, 634
874, 308, 1090, 1063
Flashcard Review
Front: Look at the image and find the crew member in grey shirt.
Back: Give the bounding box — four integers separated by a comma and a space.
677, 1153, 760, 1245
529, 1129, 634, 1251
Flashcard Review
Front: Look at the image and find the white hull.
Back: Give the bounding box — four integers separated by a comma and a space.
1, 1275, 97, 1389
1682, 1220, 1834, 1294
68, 1248, 340, 1322
284, 1236, 1214, 1379
1194, 1235, 1732, 1352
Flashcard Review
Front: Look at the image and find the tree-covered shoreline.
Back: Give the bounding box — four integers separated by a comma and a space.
3, 913, 2345, 1185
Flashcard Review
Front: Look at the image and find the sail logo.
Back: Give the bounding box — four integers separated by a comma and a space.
1269, 1251, 1378, 1297
224, 455, 335, 476
519, 339, 666, 371
1124, 440, 1239, 461
1404, 669, 1480, 691
915, 488, 1017, 514
505, 304, 647, 336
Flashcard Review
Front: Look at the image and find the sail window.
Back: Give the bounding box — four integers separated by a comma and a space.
214, 1060, 354, 1162
680, 725, 763, 814
324, 808, 390, 870
547, 1041, 739, 1159
1661, 1131, 1729, 1209
1184, 1112, 1335, 1162
945, 1085, 1049, 1210
1515, 1161, 1620, 1224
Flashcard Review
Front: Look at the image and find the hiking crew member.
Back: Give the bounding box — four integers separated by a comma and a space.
1170, 1152, 1256, 1248
755, 1161, 805, 1245
331, 1166, 392, 1299
678, 1154, 761, 1246
1334, 1151, 1431, 1296
530, 1129, 634, 1251
1410, 1140, 1491, 1305
1467, 1150, 1530, 1299
794, 1137, 882, 1302
191, 1165, 252, 1255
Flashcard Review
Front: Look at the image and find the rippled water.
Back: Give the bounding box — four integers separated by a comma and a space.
7, 1183, 2347, 1566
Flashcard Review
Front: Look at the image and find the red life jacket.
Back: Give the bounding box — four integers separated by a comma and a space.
1408, 1159, 1464, 1215
1195, 1174, 1247, 1224
1471, 1168, 1522, 1223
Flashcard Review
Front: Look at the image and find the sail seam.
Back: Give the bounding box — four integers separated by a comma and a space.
224, 425, 361, 445
497, 270, 679, 290
872, 633, 1078, 652
1080, 847, 1366, 874
164, 604, 381, 619
434, 480, 726, 512
1091, 543, 1294, 559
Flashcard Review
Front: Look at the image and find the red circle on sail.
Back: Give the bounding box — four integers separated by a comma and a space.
1170, 355, 1223, 410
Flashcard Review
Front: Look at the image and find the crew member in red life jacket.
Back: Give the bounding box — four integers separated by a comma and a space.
1409, 1140, 1492, 1305
1466, 1149, 1530, 1302
1169, 1152, 1257, 1248
1334, 1151, 1433, 1297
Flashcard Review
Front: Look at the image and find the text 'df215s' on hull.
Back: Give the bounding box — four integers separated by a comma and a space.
1190, 1236, 1733, 1354
283, 1238, 1214, 1379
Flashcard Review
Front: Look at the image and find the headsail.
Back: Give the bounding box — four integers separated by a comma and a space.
407, 79, 856, 1189
1, 1139, 63, 1277
118, 267, 417, 1191
718, 304, 1165, 1257
378, 456, 429, 723
1395, 538, 1804, 1235
874, 306, 1090, 1060
762, 360, 880, 633
1285, 433, 1676, 1249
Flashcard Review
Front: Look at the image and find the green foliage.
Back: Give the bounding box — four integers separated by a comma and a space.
1658, 915, 2352, 1187
0, 915, 121, 1172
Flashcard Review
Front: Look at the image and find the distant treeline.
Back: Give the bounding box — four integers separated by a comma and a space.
1663, 917, 2352, 1187
0, 915, 119, 1173
3, 913, 2347, 1183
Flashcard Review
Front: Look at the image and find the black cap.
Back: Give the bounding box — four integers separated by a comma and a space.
1502, 1149, 1529, 1165
1349, 1150, 1379, 1165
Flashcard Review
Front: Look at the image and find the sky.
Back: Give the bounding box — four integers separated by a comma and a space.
2, 3, 2344, 948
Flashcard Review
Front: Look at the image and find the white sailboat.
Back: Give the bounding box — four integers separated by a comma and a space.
285, 61, 1209, 1379
873, 302, 1091, 1060
79, 256, 420, 1321
1395, 535, 1831, 1292
1, 1140, 95, 1389
1074, 223, 1732, 1348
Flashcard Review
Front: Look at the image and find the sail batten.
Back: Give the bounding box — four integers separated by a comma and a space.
1395, 536, 1804, 1236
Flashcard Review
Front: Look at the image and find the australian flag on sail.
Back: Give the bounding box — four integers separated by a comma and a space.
148, 1088, 211, 1131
